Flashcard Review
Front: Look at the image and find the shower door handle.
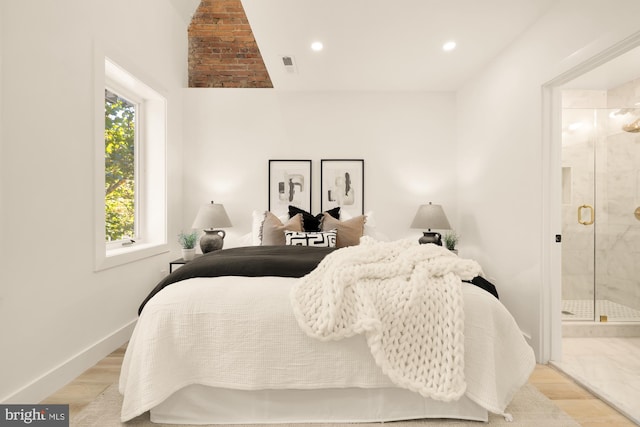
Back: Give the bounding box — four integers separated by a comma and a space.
578, 204, 594, 225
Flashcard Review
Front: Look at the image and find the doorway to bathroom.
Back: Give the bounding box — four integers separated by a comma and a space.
553, 52, 640, 423
560, 87, 640, 323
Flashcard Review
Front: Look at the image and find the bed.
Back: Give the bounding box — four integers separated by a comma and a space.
119, 233, 535, 424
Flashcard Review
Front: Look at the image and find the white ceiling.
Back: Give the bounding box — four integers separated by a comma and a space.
242, 0, 562, 91
172, 0, 563, 91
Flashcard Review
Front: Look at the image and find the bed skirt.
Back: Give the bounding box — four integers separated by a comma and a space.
150, 385, 488, 424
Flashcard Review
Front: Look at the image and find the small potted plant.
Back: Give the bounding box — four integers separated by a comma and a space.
178, 230, 199, 261
443, 231, 459, 254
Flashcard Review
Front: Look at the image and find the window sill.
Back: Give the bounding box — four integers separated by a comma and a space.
95, 242, 169, 271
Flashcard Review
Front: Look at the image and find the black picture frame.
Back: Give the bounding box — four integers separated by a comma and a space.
268, 160, 312, 215
320, 159, 364, 215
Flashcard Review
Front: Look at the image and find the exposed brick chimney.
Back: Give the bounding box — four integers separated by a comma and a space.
188, 0, 273, 88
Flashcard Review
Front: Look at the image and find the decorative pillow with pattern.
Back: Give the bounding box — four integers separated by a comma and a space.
285, 230, 337, 247
288, 205, 340, 232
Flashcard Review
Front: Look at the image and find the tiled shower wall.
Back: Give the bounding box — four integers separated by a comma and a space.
602, 79, 640, 310
562, 81, 640, 314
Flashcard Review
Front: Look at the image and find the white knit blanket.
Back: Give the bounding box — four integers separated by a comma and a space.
291, 237, 483, 402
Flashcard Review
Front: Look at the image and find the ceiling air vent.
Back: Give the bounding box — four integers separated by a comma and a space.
281, 55, 297, 73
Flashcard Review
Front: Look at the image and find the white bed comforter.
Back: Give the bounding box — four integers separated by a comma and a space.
119, 276, 535, 422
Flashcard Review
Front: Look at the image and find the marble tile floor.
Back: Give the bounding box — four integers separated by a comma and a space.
562, 299, 640, 322
551, 336, 640, 425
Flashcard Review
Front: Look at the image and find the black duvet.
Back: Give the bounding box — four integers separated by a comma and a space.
139, 245, 336, 314
139, 244, 499, 315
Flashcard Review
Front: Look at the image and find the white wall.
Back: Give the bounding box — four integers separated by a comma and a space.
0, 0, 186, 402
182, 90, 458, 246
456, 0, 640, 361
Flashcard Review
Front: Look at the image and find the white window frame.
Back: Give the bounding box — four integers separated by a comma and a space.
94, 49, 168, 271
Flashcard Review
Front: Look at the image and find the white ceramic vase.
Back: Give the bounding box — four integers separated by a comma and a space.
181, 248, 196, 261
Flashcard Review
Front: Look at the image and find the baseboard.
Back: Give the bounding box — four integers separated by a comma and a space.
1, 319, 136, 404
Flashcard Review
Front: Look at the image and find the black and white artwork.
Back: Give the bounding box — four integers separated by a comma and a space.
320, 159, 364, 216
268, 160, 312, 215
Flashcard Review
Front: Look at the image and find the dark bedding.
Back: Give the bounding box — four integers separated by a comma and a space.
464, 276, 499, 300
139, 245, 337, 314
139, 244, 499, 315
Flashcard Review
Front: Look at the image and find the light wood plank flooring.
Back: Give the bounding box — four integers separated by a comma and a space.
41, 344, 637, 426
41, 344, 127, 419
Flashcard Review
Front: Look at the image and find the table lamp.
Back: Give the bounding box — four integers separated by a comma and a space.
410, 202, 451, 245
191, 201, 232, 253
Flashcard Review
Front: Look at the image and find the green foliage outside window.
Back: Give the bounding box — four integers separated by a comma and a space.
105, 90, 135, 242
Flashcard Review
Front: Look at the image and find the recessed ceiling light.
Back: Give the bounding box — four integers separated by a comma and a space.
442, 41, 457, 52
311, 41, 323, 52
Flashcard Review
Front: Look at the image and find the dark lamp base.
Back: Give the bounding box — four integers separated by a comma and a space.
418, 231, 442, 246
200, 229, 226, 253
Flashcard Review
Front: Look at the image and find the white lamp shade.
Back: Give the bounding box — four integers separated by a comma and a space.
410, 203, 451, 230
192, 202, 232, 230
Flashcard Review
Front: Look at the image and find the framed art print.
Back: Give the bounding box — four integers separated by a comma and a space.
268, 160, 312, 215
320, 159, 364, 216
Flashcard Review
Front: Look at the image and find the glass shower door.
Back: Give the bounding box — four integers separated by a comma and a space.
562, 105, 640, 322
561, 107, 597, 321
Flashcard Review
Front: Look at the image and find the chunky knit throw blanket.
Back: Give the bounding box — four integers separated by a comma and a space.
291, 237, 483, 402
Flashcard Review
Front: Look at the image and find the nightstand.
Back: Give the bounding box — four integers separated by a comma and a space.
169, 254, 203, 273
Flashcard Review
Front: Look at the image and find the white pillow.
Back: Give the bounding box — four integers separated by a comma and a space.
251, 210, 289, 245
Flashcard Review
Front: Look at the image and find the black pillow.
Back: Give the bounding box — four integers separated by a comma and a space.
288, 206, 340, 232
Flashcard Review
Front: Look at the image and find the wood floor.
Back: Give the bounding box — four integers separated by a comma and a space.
41, 343, 637, 426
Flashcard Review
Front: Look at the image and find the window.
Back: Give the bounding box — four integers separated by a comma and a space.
95, 55, 167, 270
104, 88, 138, 244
